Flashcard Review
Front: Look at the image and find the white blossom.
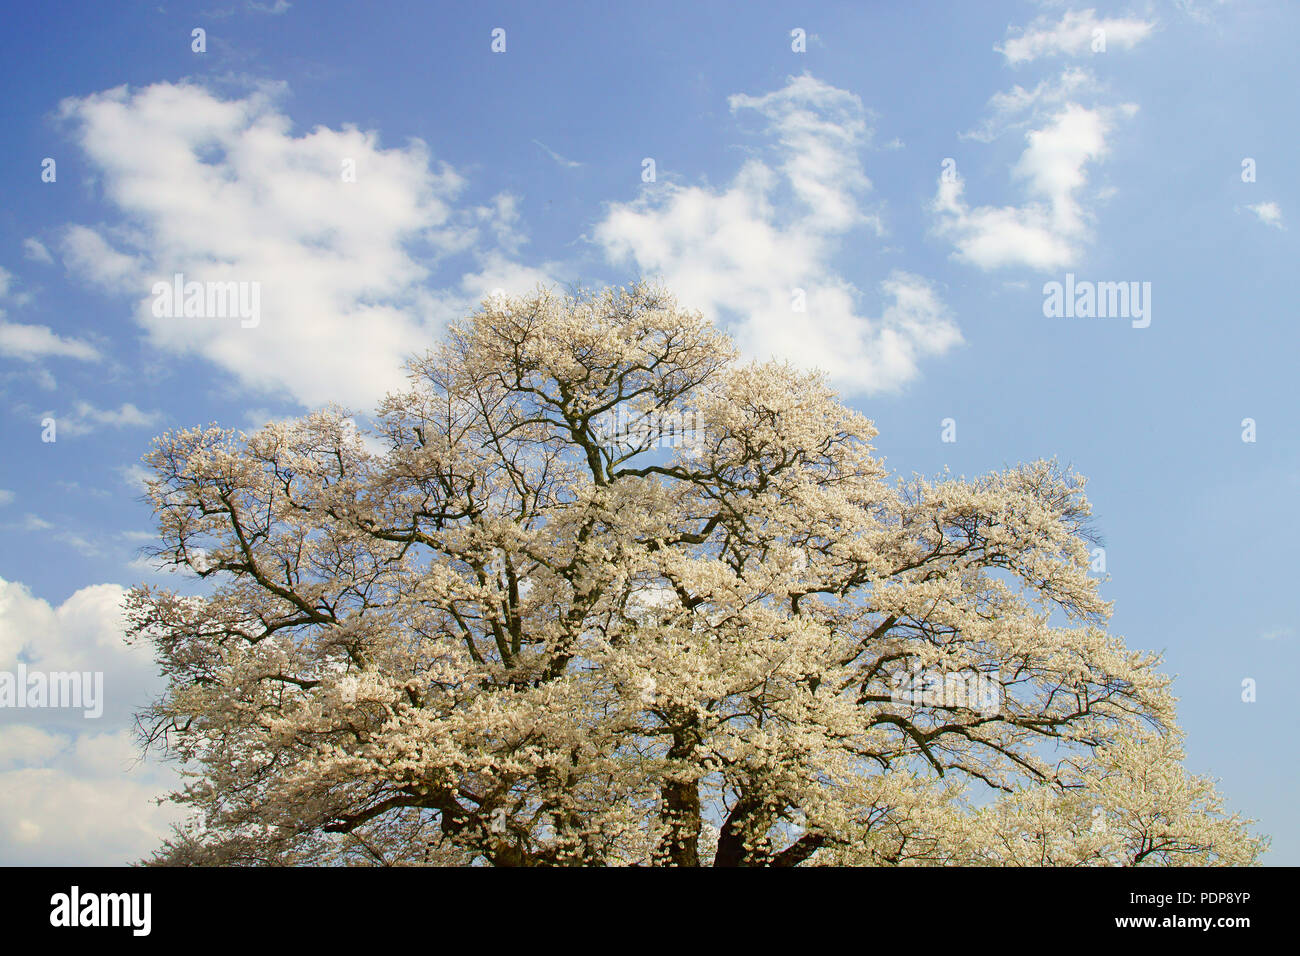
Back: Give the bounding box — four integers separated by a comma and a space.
127, 284, 1264, 866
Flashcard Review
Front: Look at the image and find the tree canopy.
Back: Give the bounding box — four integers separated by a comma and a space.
128, 283, 1265, 866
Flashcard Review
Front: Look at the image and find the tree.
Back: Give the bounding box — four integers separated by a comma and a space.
127, 283, 1265, 866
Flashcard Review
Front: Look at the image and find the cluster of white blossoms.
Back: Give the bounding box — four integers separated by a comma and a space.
126, 283, 1266, 866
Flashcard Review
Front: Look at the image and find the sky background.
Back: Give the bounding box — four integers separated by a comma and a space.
0, 0, 1295, 864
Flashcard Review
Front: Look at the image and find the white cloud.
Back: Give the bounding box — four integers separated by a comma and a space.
0, 579, 150, 683
933, 99, 1134, 271
59, 81, 537, 410
61, 225, 145, 290
472, 192, 528, 256
456, 251, 559, 306
0, 578, 181, 864
43, 401, 163, 438
962, 67, 1098, 142
998, 9, 1156, 64
0, 320, 101, 362
726, 76, 880, 234
0, 737, 183, 864
594, 74, 960, 395
71, 401, 161, 428
22, 238, 53, 264
1246, 201, 1284, 229
0, 490, 13, 506
0, 725, 67, 766
0, 266, 100, 362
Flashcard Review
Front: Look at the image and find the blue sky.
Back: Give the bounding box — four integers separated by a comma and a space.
0, 0, 1295, 864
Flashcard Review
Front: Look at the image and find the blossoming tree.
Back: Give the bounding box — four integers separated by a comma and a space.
127, 283, 1265, 866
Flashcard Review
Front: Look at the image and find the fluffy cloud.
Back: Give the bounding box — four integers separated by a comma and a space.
998, 9, 1156, 64
0, 579, 159, 722
0, 731, 183, 865
933, 69, 1136, 272
58, 81, 541, 410
594, 74, 960, 395
0, 578, 181, 863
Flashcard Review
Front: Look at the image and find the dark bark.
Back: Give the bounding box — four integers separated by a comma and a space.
714, 794, 770, 866
654, 725, 702, 866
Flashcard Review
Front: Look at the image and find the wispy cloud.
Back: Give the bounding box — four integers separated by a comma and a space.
1245, 201, 1285, 229
998, 9, 1156, 64
42, 401, 163, 438
22, 238, 53, 264
0, 321, 100, 362
933, 68, 1136, 271
961, 67, 1098, 143
0, 267, 100, 362
533, 139, 583, 169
